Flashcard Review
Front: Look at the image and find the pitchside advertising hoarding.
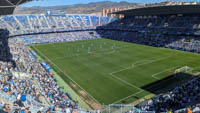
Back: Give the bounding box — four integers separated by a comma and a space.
41, 62, 52, 72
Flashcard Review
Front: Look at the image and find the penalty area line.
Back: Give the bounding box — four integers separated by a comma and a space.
151, 66, 179, 80
109, 56, 172, 97
111, 74, 143, 91
111, 90, 144, 105
110, 55, 172, 76
109, 56, 173, 104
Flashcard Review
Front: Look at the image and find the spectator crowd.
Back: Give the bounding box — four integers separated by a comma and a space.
97, 14, 200, 112
0, 14, 117, 36
97, 15, 200, 54
134, 77, 200, 112
0, 13, 200, 113
0, 30, 101, 113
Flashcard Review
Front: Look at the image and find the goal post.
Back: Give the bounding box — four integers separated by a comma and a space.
101, 104, 136, 113
175, 66, 193, 74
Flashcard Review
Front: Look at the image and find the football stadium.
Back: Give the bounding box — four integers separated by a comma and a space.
1, 0, 200, 113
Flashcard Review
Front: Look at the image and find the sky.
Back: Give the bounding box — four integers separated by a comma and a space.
20, 0, 166, 7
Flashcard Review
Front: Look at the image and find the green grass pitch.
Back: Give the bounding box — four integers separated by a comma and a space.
31, 38, 200, 106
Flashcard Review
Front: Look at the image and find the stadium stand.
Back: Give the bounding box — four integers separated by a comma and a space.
0, 14, 116, 36
97, 14, 200, 53
134, 76, 200, 112
0, 31, 90, 113
0, 14, 115, 113
95, 4, 200, 113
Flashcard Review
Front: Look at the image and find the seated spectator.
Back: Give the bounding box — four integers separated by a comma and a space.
1, 104, 10, 113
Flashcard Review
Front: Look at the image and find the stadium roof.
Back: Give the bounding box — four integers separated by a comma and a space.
113, 5, 200, 16
0, 0, 31, 15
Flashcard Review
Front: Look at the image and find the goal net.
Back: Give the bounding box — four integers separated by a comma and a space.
175, 66, 193, 74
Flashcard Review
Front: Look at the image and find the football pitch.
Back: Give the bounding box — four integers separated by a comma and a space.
31, 38, 200, 108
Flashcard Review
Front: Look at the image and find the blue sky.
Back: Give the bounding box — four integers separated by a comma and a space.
21, 0, 164, 7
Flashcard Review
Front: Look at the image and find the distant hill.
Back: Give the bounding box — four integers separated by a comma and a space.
14, 1, 138, 15
14, 1, 177, 15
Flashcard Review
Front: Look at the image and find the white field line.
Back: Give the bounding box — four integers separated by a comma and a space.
109, 56, 171, 90
109, 56, 172, 104
109, 59, 156, 90
151, 66, 179, 80
110, 65, 177, 105
112, 75, 143, 91
33, 46, 102, 105
112, 65, 178, 104
38, 43, 174, 105
111, 90, 144, 105
109, 60, 147, 75
110, 56, 172, 76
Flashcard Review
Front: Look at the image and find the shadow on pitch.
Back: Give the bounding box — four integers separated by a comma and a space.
141, 72, 194, 95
